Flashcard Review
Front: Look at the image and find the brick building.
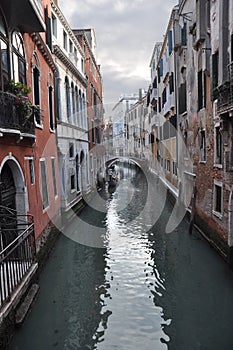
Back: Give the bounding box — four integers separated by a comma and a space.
0, 0, 60, 343
73, 28, 105, 188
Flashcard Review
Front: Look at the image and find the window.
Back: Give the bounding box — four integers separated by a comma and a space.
169, 72, 174, 94
215, 125, 222, 165
158, 96, 161, 112
40, 159, 49, 209
0, 12, 9, 91
212, 51, 219, 90
152, 77, 157, 88
29, 159, 35, 184
231, 34, 233, 63
159, 58, 163, 76
200, 130, 206, 162
172, 161, 177, 176
168, 30, 173, 54
69, 143, 74, 158
69, 40, 73, 53
213, 181, 222, 216
71, 83, 75, 124
162, 87, 167, 107
45, 6, 52, 50
33, 65, 41, 125
71, 174, 75, 190
51, 158, 58, 197
12, 31, 26, 84
52, 14, 57, 37
49, 85, 54, 130
178, 82, 187, 114
81, 58, 84, 73
63, 30, 67, 50
198, 70, 206, 110
65, 76, 71, 122
181, 21, 187, 46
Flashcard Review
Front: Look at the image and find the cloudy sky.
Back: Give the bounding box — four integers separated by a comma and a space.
59, 0, 178, 116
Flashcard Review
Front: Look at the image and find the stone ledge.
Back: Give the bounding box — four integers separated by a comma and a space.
15, 283, 39, 326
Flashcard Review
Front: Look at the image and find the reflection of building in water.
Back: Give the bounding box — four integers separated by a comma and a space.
103, 117, 114, 158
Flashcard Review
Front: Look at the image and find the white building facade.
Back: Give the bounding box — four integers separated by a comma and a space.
112, 94, 139, 157
51, 0, 89, 213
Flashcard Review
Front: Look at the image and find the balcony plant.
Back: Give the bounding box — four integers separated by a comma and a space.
7, 81, 36, 123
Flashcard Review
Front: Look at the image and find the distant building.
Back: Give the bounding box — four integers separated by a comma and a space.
73, 28, 105, 187
112, 94, 139, 157
126, 90, 148, 159
148, 6, 179, 193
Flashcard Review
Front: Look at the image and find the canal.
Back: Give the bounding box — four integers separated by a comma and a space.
9, 166, 233, 350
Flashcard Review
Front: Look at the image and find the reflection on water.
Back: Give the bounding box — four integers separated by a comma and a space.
9, 165, 233, 350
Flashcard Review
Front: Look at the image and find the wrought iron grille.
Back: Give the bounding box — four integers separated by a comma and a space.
0, 205, 36, 309
0, 91, 35, 135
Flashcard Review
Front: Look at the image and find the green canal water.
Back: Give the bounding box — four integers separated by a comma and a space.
9, 168, 233, 349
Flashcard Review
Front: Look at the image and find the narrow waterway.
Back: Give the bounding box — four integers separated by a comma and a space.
9, 166, 233, 350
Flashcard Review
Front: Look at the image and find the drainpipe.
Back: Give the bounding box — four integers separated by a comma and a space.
228, 188, 233, 268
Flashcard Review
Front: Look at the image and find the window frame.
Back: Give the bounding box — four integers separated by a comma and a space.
213, 180, 223, 219
40, 158, 49, 210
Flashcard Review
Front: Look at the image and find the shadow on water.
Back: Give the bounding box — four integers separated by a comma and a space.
147, 197, 233, 350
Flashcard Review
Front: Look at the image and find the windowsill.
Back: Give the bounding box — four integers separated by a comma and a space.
49, 128, 55, 133
71, 189, 76, 193
214, 164, 223, 169
42, 205, 49, 213
35, 123, 43, 130
212, 210, 223, 220
199, 160, 206, 164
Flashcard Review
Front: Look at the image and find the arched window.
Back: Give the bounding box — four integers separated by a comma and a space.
48, 73, 54, 131
32, 53, 41, 125
0, 10, 9, 91
75, 86, 78, 126
65, 76, 71, 122
82, 92, 86, 129
71, 82, 75, 124
12, 31, 26, 84
78, 89, 82, 127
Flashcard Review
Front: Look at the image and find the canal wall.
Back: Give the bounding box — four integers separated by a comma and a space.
155, 171, 230, 266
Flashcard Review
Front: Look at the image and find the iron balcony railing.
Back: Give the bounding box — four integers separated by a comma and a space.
212, 63, 233, 114
0, 206, 36, 309
0, 91, 35, 136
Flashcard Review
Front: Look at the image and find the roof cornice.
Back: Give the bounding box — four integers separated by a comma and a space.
31, 32, 57, 73
73, 30, 102, 78
54, 45, 87, 87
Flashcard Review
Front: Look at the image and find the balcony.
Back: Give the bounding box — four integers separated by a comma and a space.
0, 206, 36, 309
216, 83, 233, 115
1, 0, 45, 33
0, 91, 35, 138
215, 63, 233, 115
